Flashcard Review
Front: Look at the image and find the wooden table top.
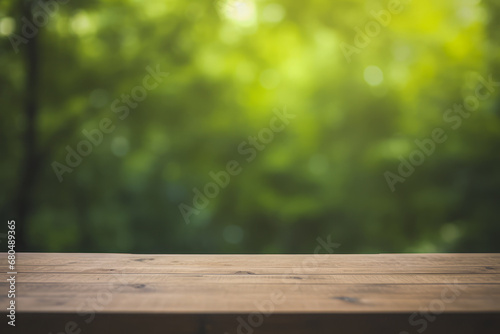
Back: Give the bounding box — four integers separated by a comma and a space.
2, 253, 500, 333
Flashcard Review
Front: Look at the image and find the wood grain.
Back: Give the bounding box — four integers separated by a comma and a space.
1, 253, 499, 333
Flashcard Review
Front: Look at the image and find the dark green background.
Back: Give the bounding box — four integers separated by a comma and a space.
1, 0, 499, 253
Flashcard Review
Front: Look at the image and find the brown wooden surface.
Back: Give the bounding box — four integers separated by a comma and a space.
1, 253, 500, 333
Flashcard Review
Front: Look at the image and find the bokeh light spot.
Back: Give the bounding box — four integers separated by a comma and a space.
364, 65, 384, 86
89, 89, 109, 108
0, 17, 15, 36
217, 0, 257, 27
259, 69, 281, 89
223, 225, 244, 244
111, 136, 130, 157
262, 3, 285, 23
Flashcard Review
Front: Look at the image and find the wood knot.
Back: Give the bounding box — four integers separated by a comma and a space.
332, 296, 360, 304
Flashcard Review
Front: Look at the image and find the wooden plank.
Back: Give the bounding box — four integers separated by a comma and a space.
6, 252, 500, 275
1, 253, 499, 333
3, 284, 500, 313
12, 273, 500, 284
12, 252, 500, 267
2, 284, 500, 313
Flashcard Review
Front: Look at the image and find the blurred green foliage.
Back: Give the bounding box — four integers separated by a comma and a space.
1, 0, 499, 253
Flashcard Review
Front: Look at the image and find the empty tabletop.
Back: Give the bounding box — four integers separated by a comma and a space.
1, 253, 500, 333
